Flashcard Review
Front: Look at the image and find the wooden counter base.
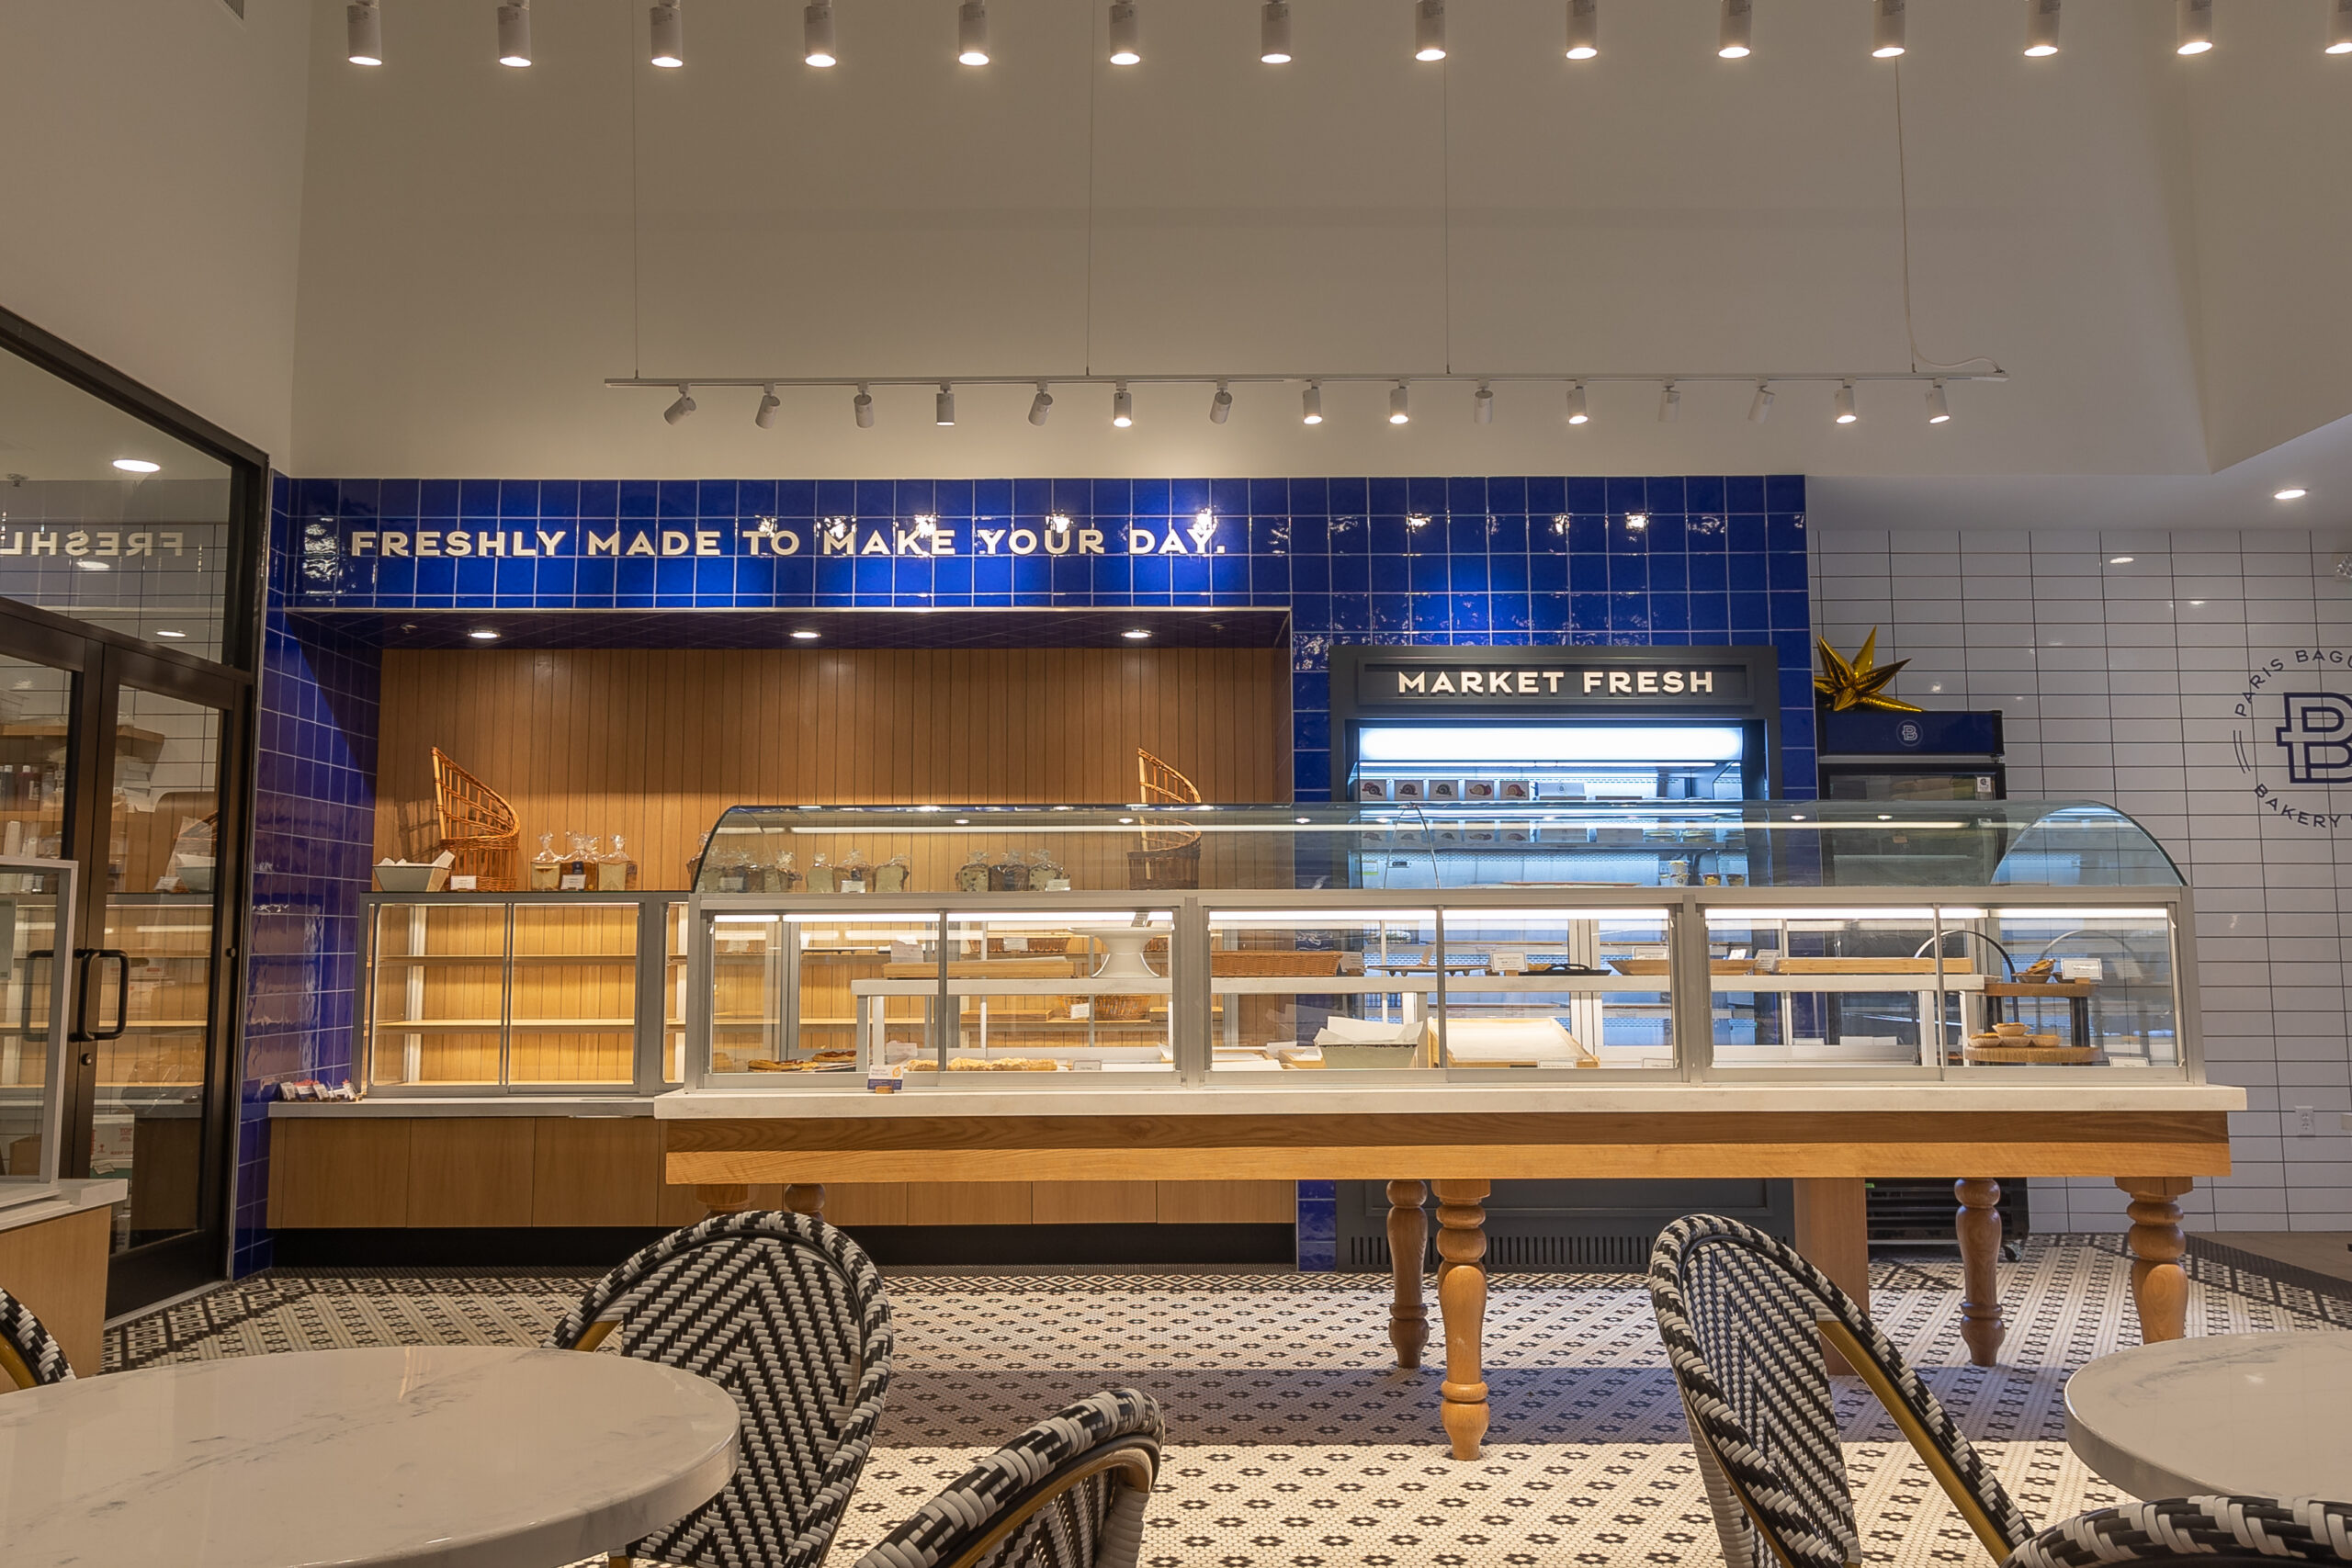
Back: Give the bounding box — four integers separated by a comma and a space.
668, 1106, 2229, 1460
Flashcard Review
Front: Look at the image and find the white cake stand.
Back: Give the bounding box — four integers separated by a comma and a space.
1072, 925, 1161, 979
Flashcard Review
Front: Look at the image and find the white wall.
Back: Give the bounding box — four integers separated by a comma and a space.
286, 0, 2218, 479
1812, 524, 2352, 1234
0, 0, 312, 461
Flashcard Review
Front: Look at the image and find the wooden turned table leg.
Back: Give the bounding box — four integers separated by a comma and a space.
1387, 1179, 1430, 1370
1431, 1179, 1491, 1461
1955, 1179, 2007, 1367
784, 1183, 827, 1217
695, 1183, 752, 1216
2117, 1176, 2193, 1342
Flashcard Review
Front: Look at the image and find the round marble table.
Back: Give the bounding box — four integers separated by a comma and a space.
0, 1345, 741, 1568
2065, 1331, 2352, 1500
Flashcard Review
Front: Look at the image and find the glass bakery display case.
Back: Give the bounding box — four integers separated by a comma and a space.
679, 800, 2199, 1088
359, 891, 688, 1095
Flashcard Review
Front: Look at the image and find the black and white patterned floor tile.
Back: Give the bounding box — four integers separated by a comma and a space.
101, 1238, 2350, 1568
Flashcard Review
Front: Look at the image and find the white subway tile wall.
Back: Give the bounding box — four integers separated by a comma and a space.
1812, 525, 2352, 1233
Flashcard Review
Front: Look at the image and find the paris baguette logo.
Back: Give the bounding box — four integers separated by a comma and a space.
2234, 648, 2352, 829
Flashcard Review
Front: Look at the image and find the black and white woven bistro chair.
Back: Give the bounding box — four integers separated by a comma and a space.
2005, 1497, 2352, 1568
546, 1210, 894, 1568
854, 1388, 1164, 1568
1649, 1213, 2035, 1568
0, 1284, 74, 1391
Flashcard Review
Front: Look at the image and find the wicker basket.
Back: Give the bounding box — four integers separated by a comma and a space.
431, 747, 520, 891
1126, 841, 1202, 889
1131, 747, 1204, 888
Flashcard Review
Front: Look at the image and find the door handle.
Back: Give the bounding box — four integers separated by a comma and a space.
24, 948, 52, 1040
71, 947, 132, 1043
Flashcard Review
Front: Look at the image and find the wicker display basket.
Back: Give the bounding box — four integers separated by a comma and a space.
431, 747, 520, 891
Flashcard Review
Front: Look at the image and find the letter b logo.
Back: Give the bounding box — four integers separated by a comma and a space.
2276, 692, 2352, 784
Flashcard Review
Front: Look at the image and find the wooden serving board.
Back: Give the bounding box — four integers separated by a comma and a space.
880, 957, 1080, 979
1983, 979, 2098, 997
1775, 957, 1975, 976
1210, 951, 1363, 976
1963, 1043, 2098, 1065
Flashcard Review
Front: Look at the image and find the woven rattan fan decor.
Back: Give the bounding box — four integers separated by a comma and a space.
1129, 747, 1203, 889
431, 747, 521, 890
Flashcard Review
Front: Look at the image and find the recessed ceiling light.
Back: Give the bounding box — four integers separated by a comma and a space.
156, 629, 187, 638
1626, 512, 1649, 530
2188, 600, 2207, 606
2275, 488, 2309, 501
74, 559, 111, 572
790, 628, 820, 639
1295, 816, 1310, 824
468, 628, 501, 641
112, 458, 160, 474
2109, 556, 2134, 564
955, 818, 970, 824
1122, 627, 1151, 639
1118, 816, 1135, 824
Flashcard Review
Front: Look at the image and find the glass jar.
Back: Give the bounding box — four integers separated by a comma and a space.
529, 831, 561, 891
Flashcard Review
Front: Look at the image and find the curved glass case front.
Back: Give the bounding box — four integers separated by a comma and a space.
688, 800, 2184, 896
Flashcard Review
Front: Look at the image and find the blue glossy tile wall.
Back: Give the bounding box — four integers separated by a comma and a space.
235, 478, 380, 1277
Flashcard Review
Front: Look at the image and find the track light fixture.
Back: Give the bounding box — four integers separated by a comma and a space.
1109, 2, 1140, 64
1566, 0, 1598, 59
853, 383, 875, 427
1112, 383, 1134, 427
2025, 0, 2060, 56
497, 2, 532, 66
1834, 380, 1859, 423
1565, 382, 1589, 424
650, 1, 684, 66
1474, 382, 1494, 423
662, 385, 695, 424
755, 384, 780, 429
1261, 1, 1292, 62
1871, 0, 1905, 58
1926, 380, 1951, 423
1747, 382, 1774, 423
2330, 0, 2352, 53
347, 0, 383, 64
1415, 0, 1447, 62
1658, 381, 1681, 423
934, 384, 956, 426
958, 1, 989, 64
1210, 382, 1233, 424
1302, 383, 1324, 425
805, 1, 836, 65
1389, 383, 1411, 424
1028, 384, 1053, 425
1719, 0, 1753, 58
2177, 0, 2212, 54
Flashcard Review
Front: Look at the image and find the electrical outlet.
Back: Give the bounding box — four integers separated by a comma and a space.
2294, 1105, 2317, 1135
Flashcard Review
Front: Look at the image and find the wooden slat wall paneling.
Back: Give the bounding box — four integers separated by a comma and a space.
407, 1120, 536, 1227
1034, 1181, 1157, 1224
903, 1183, 1035, 1225
267, 1119, 413, 1229
532, 1117, 660, 1227
1156, 1180, 1297, 1224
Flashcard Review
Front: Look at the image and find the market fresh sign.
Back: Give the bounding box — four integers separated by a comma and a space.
1359, 657, 1752, 707
338, 513, 1224, 560
1394, 666, 1722, 697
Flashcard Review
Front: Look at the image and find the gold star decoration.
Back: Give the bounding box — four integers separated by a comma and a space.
1814, 629, 1922, 714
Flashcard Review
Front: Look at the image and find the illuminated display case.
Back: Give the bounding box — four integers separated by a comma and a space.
680, 801, 2199, 1088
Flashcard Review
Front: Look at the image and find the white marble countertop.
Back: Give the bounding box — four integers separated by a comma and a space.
654, 1079, 2245, 1120
0, 1345, 740, 1568
271, 1095, 655, 1118
2064, 1331, 2352, 1499
0, 1178, 128, 1237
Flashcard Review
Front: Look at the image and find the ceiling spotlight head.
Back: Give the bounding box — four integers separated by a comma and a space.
1028, 384, 1054, 426
662, 385, 696, 424
1112, 383, 1135, 428
1108, 1, 1140, 64
1415, 0, 1447, 62
958, 1, 989, 63
2177, 0, 2212, 53
755, 385, 781, 429
1565, 381, 1589, 424
650, 1, 684, 65
347, 0, 383, 64
1871, 0, 1905, 58
804, 1, 836, 65
2330, 0, 2352, 52
853, 383, 875, 428
1261, 0, 1292, 62
1657, 381, 1681, 423
1389, 382, 1411, 424
2276, 488, 2310, 501
1926, 380, 1951, 423
935, 384, 956, 427
1210, 382, 1234, 424
1301, 382, 1324, 425
1747, 382, 1774, 423
112, 458, 162, 474
1718, 0, 1752, 57
497, 2, 532, 65
1474, 382, 1495, 423
1564, 0, 1599, 58
1834, 380, 1860, 423
2025, 0, 2061, 55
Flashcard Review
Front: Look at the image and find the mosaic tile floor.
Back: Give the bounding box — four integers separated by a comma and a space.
104, 1237, 2352, 1568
